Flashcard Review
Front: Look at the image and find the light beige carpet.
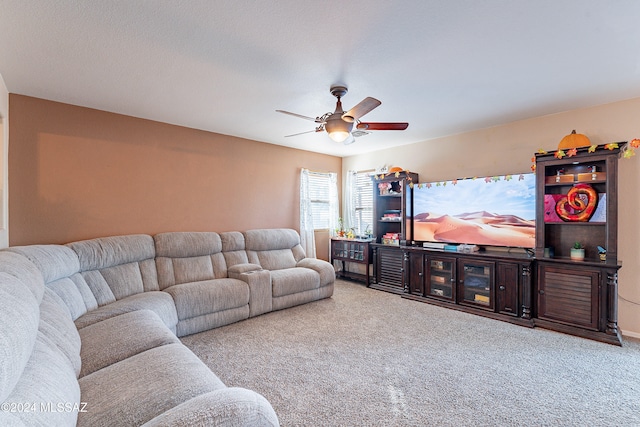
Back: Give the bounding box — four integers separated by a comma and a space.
182, 280, 640, 426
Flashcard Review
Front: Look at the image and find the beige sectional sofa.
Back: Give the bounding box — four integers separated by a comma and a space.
0, 228, 335, 426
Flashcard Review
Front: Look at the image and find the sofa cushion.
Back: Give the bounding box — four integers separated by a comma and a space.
0, 250, 45, 303
296, 257, 336, 287
175, 306, 251, 337
220, 231, 250, 267
154, 232, 230, 289
7, 245, 98, 321
78, 310, 180, 377
67, 234, 159, 304
270, 267, 320, 298
141, 388, 280, 427
74, 291, 178, 333
7, 244, 79, 284
78, 343, 225, 427
39, 288, 82, 377
164, 278, 250, 320
3, 330, 81, 427
0, 271, 41, 403
244, 229, 307, 270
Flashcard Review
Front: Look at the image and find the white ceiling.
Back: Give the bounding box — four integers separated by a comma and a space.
1, 1, 640, 157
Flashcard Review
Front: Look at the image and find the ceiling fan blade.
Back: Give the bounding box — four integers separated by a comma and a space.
356, 122, 409, 131
284, 128, 323, 137
341, 97, 381, 122
276, 110, 324, 123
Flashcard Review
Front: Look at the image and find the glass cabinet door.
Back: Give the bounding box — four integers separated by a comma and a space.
458, 260, 494, 308
349, 242, 365, 261
426, 257, 455, 300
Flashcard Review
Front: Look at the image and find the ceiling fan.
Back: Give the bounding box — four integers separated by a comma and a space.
276, 85, 409, 145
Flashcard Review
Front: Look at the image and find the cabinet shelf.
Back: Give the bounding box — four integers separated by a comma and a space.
543, 221, 605, 226
545, 180, 606, 187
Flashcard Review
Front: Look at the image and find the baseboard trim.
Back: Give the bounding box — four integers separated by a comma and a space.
621, 329, 640, 340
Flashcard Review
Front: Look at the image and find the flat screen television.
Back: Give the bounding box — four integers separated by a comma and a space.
409, 173, 536, 248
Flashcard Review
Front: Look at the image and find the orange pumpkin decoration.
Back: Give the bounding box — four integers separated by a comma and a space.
558, 130, 591, 150
388, 166, 404, 173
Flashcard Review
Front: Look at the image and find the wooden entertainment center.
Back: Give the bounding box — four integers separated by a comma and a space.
366, 144, 625, 345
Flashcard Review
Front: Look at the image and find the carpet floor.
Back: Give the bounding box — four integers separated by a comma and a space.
181, 280, 640, 426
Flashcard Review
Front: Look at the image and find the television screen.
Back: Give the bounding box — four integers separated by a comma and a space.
411, 173, 536, 248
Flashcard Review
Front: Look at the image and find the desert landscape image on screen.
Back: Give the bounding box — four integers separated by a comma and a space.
412, 174, 536, 248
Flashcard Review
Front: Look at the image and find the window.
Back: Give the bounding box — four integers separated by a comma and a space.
301, 169, 338, 232
346, 170, 374, 236
307, 172, 333, 229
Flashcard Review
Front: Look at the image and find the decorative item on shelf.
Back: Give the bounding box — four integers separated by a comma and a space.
570, 242, 585, 261
382, 232, 400, 246
624, 139, 640, 158
597, 246, 607, 262
533, 139, 639, 171
374, 166, 416, 188
378, 181, 391, 195
558, 130, 591, 150
554, 183, 598, 222
336, 217, 345, 237
381, 210, 401, 222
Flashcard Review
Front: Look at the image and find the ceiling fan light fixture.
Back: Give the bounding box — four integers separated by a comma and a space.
327, 130, 351, 143
324, 114, 353, 143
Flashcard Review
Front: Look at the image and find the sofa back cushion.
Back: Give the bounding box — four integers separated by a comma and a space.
67, 234, 159, 305
154, 232, 228, 289
243, 229, 307, 271
8, 244, 98, 320
0, 252, 43, 403
0, 252, 81, 427
220, 231, 250, 267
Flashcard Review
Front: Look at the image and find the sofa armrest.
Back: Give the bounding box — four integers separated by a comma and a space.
227, 263, 263, 278
296, 258, 336, 286
230, 268, 272, 317
141, 387, 279, 427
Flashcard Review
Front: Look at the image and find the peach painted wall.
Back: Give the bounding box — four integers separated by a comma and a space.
8, 95, 341, 260
344, 97, 640, 338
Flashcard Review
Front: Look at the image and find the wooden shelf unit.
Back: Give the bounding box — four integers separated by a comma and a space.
330, 238, 373, 285
534, 144, 625, 345
371, 171, 418, 245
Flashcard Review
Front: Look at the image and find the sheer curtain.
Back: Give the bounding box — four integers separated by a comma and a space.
299, 168, 316, 258
328, 172, 339, 238
300, 168, 339, 258
343, 170, 357, 233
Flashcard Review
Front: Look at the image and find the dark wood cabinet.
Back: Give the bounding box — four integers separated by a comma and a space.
367, 144, 626, 345
458, 259, 494, 310
537, 262, 600, 330
407, 250, 425, 296
426, 256, 456, 301
401, 247, 534, 326
534, 144, 625, 345
370, 245, 404, 294
330, 238, 373, 285
535, 260, 621, 344
496, 261, 530, 318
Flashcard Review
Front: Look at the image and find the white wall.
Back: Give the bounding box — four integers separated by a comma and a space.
344, 97, 640, 339
0, 73, 8, 248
